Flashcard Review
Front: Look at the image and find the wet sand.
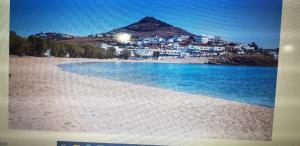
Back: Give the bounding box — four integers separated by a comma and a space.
9, 56, 274, 140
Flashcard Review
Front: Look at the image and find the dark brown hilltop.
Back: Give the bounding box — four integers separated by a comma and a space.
108, 16, 194, 38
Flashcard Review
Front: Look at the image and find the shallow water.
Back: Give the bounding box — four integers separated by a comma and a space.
59, 62, 277, 107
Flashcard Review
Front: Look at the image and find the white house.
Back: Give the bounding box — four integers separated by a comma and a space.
187, 44, 226, 56
195, 35, 209, 44
137, 41, 143, 46
97, 43, 112, 50
177, 35, 190, 42
168, 37, 176, 43
172, 42, 181, 49
135, 48, 160, 57
115, 48, 125, 56
243, 46, 255, 51
160, 49, 181, 56
189, 44, 210, 51
212, 46, 225, 52
158, 37, 165, 42
234, 45, 242, 51
113, 45, 119, 49
95, 34, 103, 37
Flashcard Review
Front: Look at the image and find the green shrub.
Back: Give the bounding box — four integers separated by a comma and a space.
9, 31, 117, 59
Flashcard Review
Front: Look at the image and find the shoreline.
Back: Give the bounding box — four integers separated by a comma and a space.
53, 56, 278, 69
58, 62, 274, 108
9, 56, 274, 140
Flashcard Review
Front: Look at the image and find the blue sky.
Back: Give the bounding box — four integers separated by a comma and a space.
10, 0, 282, 48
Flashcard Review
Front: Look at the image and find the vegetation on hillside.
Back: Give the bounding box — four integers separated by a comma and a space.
119, 50, 131, 59
9, 31, 117, 59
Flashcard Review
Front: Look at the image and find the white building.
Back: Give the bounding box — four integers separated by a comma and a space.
159, 37, 165, 42
195, 35, 209, 44
177, 35, 190, 42
96, 43, 112, 50
212, 46, 225, 52
243, 46, 255, 51
115, 48, 125, 56
234, 45, 242, 51
168, 37, 176, 43
95, 34, 103, 37
160, 49, 181, 56
239, 44, 255, 51
188, 44, 226, 56
137, 41, 143, 46
135, 48, 160, 57
189, 44, 210, 51
173, 42, 181, 49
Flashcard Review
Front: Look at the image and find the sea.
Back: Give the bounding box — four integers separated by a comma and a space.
58, 62, 277, 107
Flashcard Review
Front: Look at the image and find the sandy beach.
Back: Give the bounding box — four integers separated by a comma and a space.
9, 56, 274, 140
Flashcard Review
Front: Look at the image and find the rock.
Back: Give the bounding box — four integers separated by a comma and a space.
207, 55, 278, 67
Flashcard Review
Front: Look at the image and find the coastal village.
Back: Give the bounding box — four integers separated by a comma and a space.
94, 33, 276, 58
37, 31, 279, 61
16, 17, 278, 66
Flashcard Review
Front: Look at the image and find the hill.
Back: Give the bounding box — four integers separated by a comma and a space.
108, 16, 194, 38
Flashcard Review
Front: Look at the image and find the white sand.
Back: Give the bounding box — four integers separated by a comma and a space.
9, 56, 273, 140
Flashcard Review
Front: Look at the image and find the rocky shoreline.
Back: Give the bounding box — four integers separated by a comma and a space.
207, 55, 278, 67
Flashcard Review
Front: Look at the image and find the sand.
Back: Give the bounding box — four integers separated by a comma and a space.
8, 56, 274, 140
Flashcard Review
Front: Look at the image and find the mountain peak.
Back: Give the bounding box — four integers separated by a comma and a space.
125, 16, 173, 31
139, 16, 166, 23
140, 16, 156, 21
110, 16, 194, 38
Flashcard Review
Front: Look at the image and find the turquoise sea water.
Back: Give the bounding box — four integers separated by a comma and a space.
58, 62, 277, 107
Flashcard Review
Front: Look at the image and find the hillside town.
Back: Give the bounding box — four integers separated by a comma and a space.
32, 31, 279, 66
32, 16, 279, 62
91, 33, 279, 60
10, 16, 278, 66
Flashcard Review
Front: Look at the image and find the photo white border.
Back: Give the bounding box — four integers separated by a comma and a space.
1, 0, 300, 145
